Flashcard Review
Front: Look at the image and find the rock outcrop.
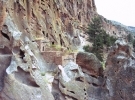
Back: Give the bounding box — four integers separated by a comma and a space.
52, 61, 108, 100
75, 39, 135, 100
100, 15, 131, 38
0, 0, 98, 99
5, 0, 97, 50
76, 52, 103, 77
105, 38, 135, 100
1, 0, 135, 100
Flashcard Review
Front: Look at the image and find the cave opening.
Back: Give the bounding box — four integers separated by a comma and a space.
42, 46, 45, 51
46, 33, 48, 38
78, 12, 81, 21
59, 34, 63, 46
42, 31, 45, 35
48, 4, 50, 8
75, 77, 84, 82
52, 41, 54, 45
60, 40, 63, 46
92, 83, 98, 87
1, 31, 10, 41
59, 34, 61, 38
19, 50, 25, 59
69, 90, 75, 94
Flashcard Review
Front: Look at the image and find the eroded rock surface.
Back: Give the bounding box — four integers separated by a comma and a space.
0, 0, 97, 99
57, 61, 109, 100
0, 0, 135, 100
76, 52, 103, 77
104, 38, 135, 100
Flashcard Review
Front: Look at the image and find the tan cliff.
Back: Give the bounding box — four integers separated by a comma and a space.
0, 0, 134, 100
0, 0, 98, 100
5, 0, 97, 49
100, 15, 130, 38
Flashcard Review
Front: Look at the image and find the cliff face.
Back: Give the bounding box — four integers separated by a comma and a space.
1, 0, 135, 100
100, 16, 132, 38
105, 38, 135, 100
4, 0, 97, 49
0, 0, 97, 100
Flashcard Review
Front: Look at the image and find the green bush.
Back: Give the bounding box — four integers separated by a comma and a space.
41, 72, 45, 76
83, 45, 91, 52
101, 61, 105, 70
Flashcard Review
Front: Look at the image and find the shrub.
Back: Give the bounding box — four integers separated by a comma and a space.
83, 45, 91, 52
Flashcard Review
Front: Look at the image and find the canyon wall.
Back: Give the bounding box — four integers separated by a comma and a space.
100, 15, 131, 38
0, 0, 134, 100
0, 0, 98, 100
4, 0, 97, 50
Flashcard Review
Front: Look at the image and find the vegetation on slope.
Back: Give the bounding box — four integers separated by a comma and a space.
83, 16, 116, 61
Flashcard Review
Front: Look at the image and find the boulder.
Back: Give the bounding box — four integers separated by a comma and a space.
57, 61, 108, 100
76, 52, 103, 77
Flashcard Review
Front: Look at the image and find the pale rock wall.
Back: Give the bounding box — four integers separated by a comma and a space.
5, 0, 97, 50
0, 0, 134, 100
100, 16, 129, 38
0, 0, 97, 100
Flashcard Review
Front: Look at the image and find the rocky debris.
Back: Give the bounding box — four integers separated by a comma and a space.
105, 38, 135, 100
76, 52, 103, 77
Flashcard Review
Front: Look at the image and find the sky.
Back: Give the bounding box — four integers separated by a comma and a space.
95, 0, 135, 26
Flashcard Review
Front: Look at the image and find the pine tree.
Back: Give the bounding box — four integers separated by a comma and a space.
87, 16, 102, 42
84, 16, 116, 61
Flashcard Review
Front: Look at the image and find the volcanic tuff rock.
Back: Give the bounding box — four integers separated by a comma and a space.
52, 38, 135, 100
100, 15, 132, 38
1, 0, 135, 100
0, 0, 98, 99
101, 16, 135, 40
76, 52, 103, 77
54, 61, 108, 100
4, 0, 97, 50
104, 38, 135, 100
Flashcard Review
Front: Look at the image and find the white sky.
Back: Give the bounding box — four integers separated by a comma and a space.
95, 0, 135, 26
